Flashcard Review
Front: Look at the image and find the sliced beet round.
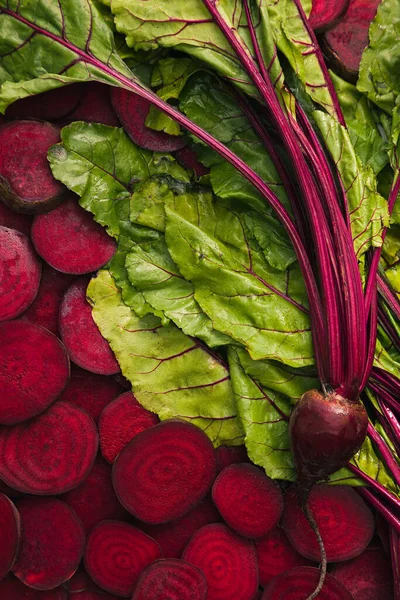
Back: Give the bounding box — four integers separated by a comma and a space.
0, 120, 65, 213
262, 566, 354, 599
132, 559, 207, 600
62, 456, 128, 533
140, 495, 221, 558
0, 575, 67, 599
212, 463, 283, 538
0, 320, 70, 425
113, 419, 216, 524
0, 227, 41, 322
12, 497, 85, 590
282, 484, 375, 562
23, 263, 74, 335
0, 401, 98, 494
31, 195, 117, 275
59, 364, 121, 423
6, 85, 83, 121
59, 278, 120, 375
308, 0, 349, 33
331, 546, 394, 599
0, 494, 20, 580
182, 523, 258, 600
111, 88, 186, 152
255, 526, 315, 587
84, 520, 162, 597
173, 146, 209, 177
66, 567, 120, 599
99, 391, 159, 463
66, 83, 120, 127
215, 444, 249, 474
0, 202, 32, 236
322, 0, 381, 81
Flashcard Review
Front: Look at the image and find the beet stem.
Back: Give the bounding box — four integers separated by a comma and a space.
347, 463, 400, 513
367, 423, 400, 487
357, 487, 400, 534
302, 502, 327, 600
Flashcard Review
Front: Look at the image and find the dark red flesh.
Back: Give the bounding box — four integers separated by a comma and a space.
0, 576, 67, 599
212, 463, 283, 538
132, 559, 207, 600
182, 523, 259, 600
0, 120, 65, 213
289, 389, 368, 501
23, 263, 74, 335
66, 82, 120, 127
331, 546, 394, 599
111, 88, 186, 152
6, 85, 83, 120
0, 401, 98, 494
173, 146, 209, 177
0, 320, 70, 425
215, 444, 249, 474
99, 391, 159, 463
0, 494, 20, 580
31, 194, 117, 275
84, 520, 162, 597
59, 364, 122, 423
282, 485, 375, 562
262, 566, 355, 599
59, 278, 120, 375
113, 419, 216, 524
308, 0, 350, 33
12, 497, 85, 590
0, 226, 41, 322
0, 202, 32, 236
323, 0, 382, 81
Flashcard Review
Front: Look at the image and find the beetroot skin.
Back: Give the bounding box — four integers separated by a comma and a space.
0, 226, 41, 322
31, 194, 117, 275
111, 88, 186, 152
0, 576, 67, 599
0, 401, 98, 495
0, 494, 21, 580
6, 85, 82, 121
12, 497, 85, 590
0, 120, 65, 213
66, 82, 120, 127
113, 419, 217, 524
308, 0, 349, 33
182, 523, 259, 600
132, 559, 207, 600
99, 391, 159, 463
282, 484, 375, 562
262, 566, 354, 599
215, 445, 249, 474
59, 278, 120, 375
0, 202, 32, 236
84, 520, 162, 597
212, 463, 284, 538
0, 320, 70, 425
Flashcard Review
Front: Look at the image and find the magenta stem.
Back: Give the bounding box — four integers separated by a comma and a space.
356, 487, 400, 534
367, 423, 400, 487
347, 463, 400, 513
378, 273, 400, 322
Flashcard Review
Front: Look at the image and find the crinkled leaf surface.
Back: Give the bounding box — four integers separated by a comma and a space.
88, 269, 244, 446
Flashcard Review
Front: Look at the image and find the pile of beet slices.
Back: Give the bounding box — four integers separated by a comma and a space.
0, 2, 395, 597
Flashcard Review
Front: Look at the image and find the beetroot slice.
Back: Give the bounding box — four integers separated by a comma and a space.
212, 463, 283, 538
62, 456, 128, 533
84, 520, 162, 597
31, 195, 117, 275
0, 202, 32, 236
0, 227, 41, 322
65, 567, 120, 599
215, 444, 249, 474
331, 547, 394, 599
0, 575, 67, 599
6, 85, 83, 121
182, 523, 258, 600
23, 263, 74, 335
12, 497, 85, 590
0, 494, 20, 580
66, 83, 120, 126
0, 320, 70, 425
262, 566, 354, 599
111, 88, 186, 152
99, 391, 159, 463
256, 526, 315, 587
323, 0, 381, 81
173, 147, 209, 177
282, 485, 375, 562
0, 120, 65, 213
59, 364, 121, 422
0, 401, 98, 494
308, 0, 349, 33
132, 559, 207, 600
140, 494, 221, 558
113, 419, 216, 524
59, 278, 120, 375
